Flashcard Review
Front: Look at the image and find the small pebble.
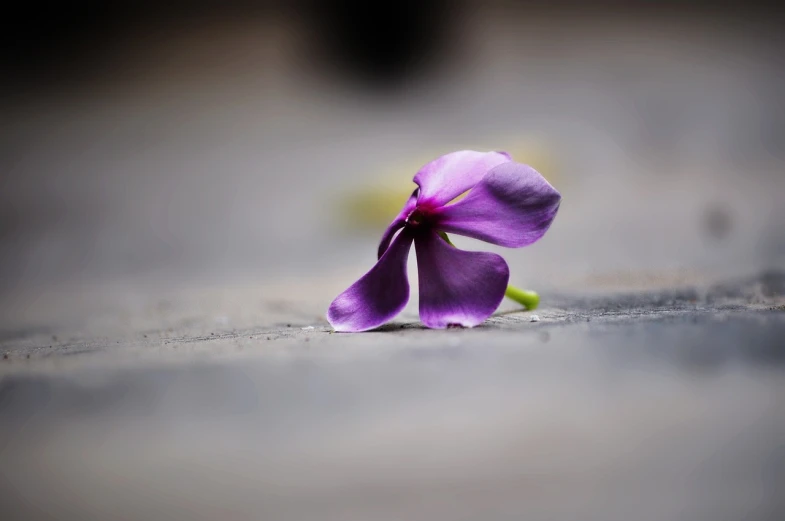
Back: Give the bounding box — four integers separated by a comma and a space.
530, 315, 540, 322
301, 326, 315, 330
2, 353, 8, 360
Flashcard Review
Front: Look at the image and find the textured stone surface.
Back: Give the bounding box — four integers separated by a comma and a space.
1, 272, 784, 521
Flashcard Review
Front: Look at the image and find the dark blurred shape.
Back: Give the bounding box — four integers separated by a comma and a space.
2, 0, 783, 91
0, 2, 134, 87
310, 0, 455, 87
0, 0, 457, 90
702, 202, 734, 241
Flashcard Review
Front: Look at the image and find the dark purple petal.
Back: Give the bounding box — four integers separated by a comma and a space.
415, 231, 509, 329
328, 230, 414, 332
434, 162, 561, 248
377, 188, 418, 259
413, 150, 511, 208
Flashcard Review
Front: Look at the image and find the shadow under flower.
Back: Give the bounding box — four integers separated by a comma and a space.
367, 318, 514, 333
370, 322, 427, 332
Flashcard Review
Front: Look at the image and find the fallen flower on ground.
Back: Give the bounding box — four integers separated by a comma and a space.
327, 150, 561, 332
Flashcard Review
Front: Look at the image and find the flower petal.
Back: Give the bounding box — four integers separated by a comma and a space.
413, 150, 511, 208
377, 188, 418, 259
328, 230, 414, 332
415, 231, 509, 329
434, 162, 561, 248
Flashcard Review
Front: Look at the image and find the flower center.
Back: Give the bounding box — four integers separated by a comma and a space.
406, 208, 430, 228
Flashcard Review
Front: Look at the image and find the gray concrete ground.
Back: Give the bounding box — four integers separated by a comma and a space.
1, 272, 784, 521
2, 9, 785, 521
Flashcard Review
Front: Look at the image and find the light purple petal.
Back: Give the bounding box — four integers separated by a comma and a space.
377, 188, 418, 259
434, 162, 561, 248
413, 150, 511, 208
415, 231, 509, 329
328, 230, 413, 332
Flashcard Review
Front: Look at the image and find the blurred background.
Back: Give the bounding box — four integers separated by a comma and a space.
2, 0, 785, 315
2, 2, 785, 520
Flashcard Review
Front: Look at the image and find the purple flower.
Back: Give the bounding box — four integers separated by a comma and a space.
327, 150, 561, 332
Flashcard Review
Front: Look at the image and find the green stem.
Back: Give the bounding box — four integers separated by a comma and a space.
437, 231, 454, 246
438, 231, 539, 311
504, 286, 539, 310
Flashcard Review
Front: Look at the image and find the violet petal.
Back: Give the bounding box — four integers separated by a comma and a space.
327, 230, 414, 332
413, 150, 511, 208
415, 231, 509, 329
434, 161, 561, 248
